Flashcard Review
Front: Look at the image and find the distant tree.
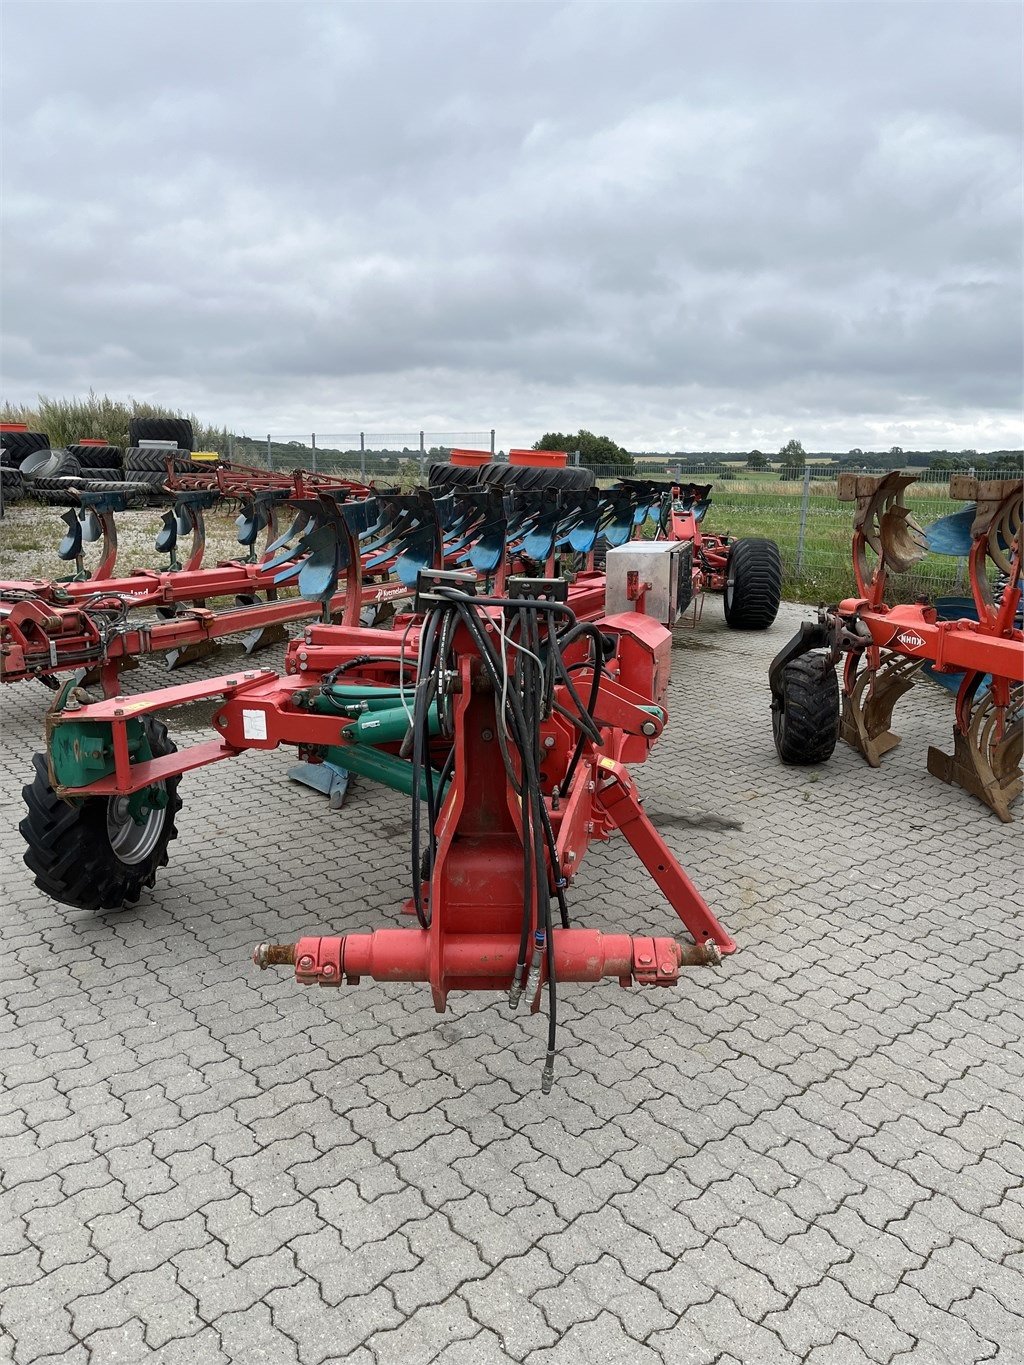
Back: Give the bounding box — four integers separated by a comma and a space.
848, 448, 863, 457
534, 429, 635, 474
889, 445, 904, 458
746, 450, 769, 470
778, 438, 806, 479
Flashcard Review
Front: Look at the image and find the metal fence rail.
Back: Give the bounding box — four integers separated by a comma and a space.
215, 437, 1002, 604
227, 430, 495, 480
588, 464, 971, 603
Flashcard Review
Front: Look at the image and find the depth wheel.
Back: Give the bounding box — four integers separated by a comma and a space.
724, 537, 783, 629
772, 654, 839, 765
20, 717, 182, 911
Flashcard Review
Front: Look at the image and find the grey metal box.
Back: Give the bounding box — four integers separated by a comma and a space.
605, 540, 688, 626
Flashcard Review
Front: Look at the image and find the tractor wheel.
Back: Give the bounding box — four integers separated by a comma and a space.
123, 447, 203, 473
771, 654, 839, 765
127, 416, 194, 451
20, 718, 182, 912
0, 430, 49, 467
479, 464, 594, 492
723, 537, 783, 629
428, 462, 482, 488
68, 443, 123, 470
1, 464, 24, 500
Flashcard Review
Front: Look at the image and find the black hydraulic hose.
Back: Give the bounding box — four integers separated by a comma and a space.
410, 608, 442, 928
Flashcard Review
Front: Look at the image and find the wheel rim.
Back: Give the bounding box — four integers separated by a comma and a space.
724, 576, 734, 611
106, 794, 167, 865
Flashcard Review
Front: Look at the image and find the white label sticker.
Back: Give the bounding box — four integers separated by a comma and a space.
242, 708, 268, 740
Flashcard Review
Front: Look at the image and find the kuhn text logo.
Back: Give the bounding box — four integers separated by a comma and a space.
895, 631, 926, 650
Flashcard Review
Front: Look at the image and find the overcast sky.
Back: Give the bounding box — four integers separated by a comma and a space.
2, 1, 1021, 451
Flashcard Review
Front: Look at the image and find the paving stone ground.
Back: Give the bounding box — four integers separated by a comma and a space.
0, 598, 1020, 1364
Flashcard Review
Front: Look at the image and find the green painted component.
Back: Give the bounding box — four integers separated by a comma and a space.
350, 703, 439, 746
323, 742, 447, 801
49, 717, 152, 790
126, 785, 168, 824
321, 683, 411, 710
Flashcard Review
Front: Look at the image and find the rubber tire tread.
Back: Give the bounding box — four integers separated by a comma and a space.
428, 462, 482, 488
74, 467, 123, 483
124, 469, 169, 484
723, 536, 783, 629
478, 463, 594, 491
1, 465, 24, 497
127, 416, 194, 451
0, 430, 50, 467
68, 443, 123, 470
772, 654, 840, 765
20, 718, 182, 912
123, 447, 200, 473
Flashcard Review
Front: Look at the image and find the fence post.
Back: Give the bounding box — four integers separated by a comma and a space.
311, 433, 317, 473
227, 432, 234, 463
796, 465, 811, 573
490, 428, 495, 456
360, 432, 366, 481
419, 430, 426, 478
266, 434, 273, 471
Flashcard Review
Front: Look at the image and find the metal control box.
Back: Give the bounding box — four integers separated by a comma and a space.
605, 540, 689, 626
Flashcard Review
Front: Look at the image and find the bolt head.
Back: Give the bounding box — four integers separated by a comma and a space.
297, 954, 314, 970
321, 963, 335, 977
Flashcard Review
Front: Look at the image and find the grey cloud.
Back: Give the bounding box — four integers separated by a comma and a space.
1, 0, 1021, 449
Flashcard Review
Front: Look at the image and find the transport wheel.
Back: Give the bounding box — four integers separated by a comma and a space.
127, 416, 194, 451
771, 654, 839, 765
20, 717, 182, 912
723, 537, 783, 629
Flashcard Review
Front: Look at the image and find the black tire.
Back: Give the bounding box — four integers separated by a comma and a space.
428, 462, 484, 488
24, 471, 94, 494
723, 537, 783, 629
20, 718, 182, 912
771, 654, 839, 765
0, 430, 49, 467
68, 443, 123, 470
124, 446, 186, 472
1, 464, 24, 499
479, 463, 594, 492
128, 417, 194, 452
676, 542, 694, 615
125, 468, 168, 485
75, 467, 123, 483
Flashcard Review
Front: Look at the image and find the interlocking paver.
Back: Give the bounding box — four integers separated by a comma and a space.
0, 599, 1020, 1364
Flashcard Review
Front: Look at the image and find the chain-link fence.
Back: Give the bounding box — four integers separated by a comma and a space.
228, 430, 494, 480
590, 463, 976, 603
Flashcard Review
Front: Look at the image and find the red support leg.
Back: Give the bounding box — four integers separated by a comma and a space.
594, 757, 737, 954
